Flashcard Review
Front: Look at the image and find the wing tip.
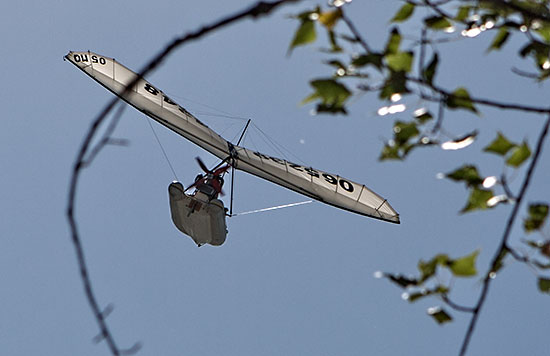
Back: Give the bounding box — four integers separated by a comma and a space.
383, 214, 400, 224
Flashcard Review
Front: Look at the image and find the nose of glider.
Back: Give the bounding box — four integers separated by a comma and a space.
65, 51, 109, 69
65, 51, 88, 68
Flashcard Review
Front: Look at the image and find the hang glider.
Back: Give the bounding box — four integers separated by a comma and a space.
64, 51, 400, 226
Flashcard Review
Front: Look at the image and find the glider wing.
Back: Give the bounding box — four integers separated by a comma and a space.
65, 51, 400, 223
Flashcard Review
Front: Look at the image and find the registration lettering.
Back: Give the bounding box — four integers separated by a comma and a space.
73, 53, 106, 65
252, 151, 355, 193
141, 83, 210, 129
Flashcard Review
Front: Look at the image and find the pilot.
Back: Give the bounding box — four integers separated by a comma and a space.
195, 174, 224, 200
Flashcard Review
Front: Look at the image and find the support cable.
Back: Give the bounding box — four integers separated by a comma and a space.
146, 118, 179, 182
231, 200, 313, 217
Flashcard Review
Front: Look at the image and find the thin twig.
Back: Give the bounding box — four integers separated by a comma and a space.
440, 294, 476, 313
432, 97, 446, 134
410, 77, 550, 114
511, 67, 541, 80
340, 9, 372, 54
422, 0, 455, 20
82, 103, 127, 167
506, 245, 530, 264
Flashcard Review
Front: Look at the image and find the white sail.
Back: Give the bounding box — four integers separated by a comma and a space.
65, 51, 400, 224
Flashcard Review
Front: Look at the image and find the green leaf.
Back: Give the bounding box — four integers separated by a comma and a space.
302, 79, 351, 114
418, 259, 438, 283
461, 188, 494, 213
489, 27, 510, 51
455, 6, 470, 21
408, 285, 450, 303
423, 53, 439, 85
484, 132, 517, 155
319, 8, 342, 30
449, 250, 479, 277
379, 71, 409, 99
446, 165, 483, 187
386, 51, 414, 72
407, 291, 426, 302
418, 254, 449, 283
446, 87, 478, 114
379, 143, 402, 161
535, 23, 550, 42
519, 40, 550, 70
391, 2, 415, 22
427, 307, 453, 324
315, 103, 348, 114
325, 59, 346, 70
524, 203, 549, 232
385, 28, 402, 54
386, 273, 419, 288
424, 16, 453, 31
506, 141, 531, 167
538, 277, 550, 293
414, 108, 433, 123
393, 121, 419, 144
352, 53, 384, 70
520, 40, 550, 59
288, 18, 316, 54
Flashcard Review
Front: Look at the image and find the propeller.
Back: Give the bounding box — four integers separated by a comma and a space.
185, 157, 231, 195
196, 157, 209, 174
196, 157, 231, 176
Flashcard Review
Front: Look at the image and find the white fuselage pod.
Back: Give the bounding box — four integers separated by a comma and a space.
168, 182, 227, 246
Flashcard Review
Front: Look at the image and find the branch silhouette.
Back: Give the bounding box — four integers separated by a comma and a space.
66, 1, 301, 355
339, 3, 550, 355
459, 113, 550, 356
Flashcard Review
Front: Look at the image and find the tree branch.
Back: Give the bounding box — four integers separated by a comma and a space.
459, 113, 550, 356
66, 1, 301, 355
408, 76, 550, 114
339, 4, 550, 355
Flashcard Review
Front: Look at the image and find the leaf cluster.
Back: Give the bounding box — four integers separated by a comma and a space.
286, 0, 550, 350
443, 132, 534, 213
382, 250, 480, 324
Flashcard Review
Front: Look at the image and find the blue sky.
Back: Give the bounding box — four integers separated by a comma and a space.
2, 0, 549, 355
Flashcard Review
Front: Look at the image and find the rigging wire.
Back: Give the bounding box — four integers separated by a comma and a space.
193, 111, 249, 121
230, 200, 314, 217
146, 117, 179, 182
148, 90, 310, 189
251, 122, 308, 165
163, 90, 249, 121
165, 90, 306, 166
